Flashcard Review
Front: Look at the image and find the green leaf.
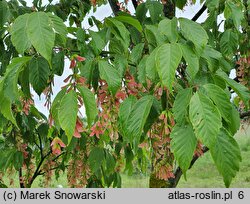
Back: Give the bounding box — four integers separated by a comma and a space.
30, 106, 47, 121
225, 1, 244, 29
155, 43, 182, 90
27, 12, 55, 63
213, 72, 228, 88
203, 84, 233, 123
210, 128, 241, 187
220, 29, 238, 56
180, 43, 199, 79
13, 151, 24, 171
226, 107, 240, 135
158, 17, 179, 43
106, 18, 129, 42
219, 58, 232, 73
0, 113, 7, 131
145, 25, 165, 48
202, 46, 222, 60
126, 95, 154, 146
179, 18, 208, 48
109, 38, 125, 54
29, 56, 50, 96
51, 88, 67, 127
52, 51, 64, 76
105, 151, 116, 175
0, 0, 10, 28
216, 70, 250, 105
145, 26, 157, 51
19, 65, 31, 98
176, 0, 187, 9
170, 123, 197, 175
119, 96, 137, 136
0, 182, 7, 188
80, 59, 95, 83
47, 13, 67, 43
37, 123, 49, 144
98, 60, 121, 95
89, 30, 106, 53
129, 26, 141, 45
145, 0, 163, 24
201, 46, 222, 72
0, 92, 16, 126
124, 145, 134, 174
144, 98, 161, 133
114, 55, 128, 77
77, 86, 98, 127
10, 13, 31, 54
115, 15, 143, 32
0, 149, 15, 171
58, 90, 78, 142
189, 92, 222, 148
146, 48, 158, 81
106, 18, 130, 49
88, 147, 105, 173
136, 2, 147, 23
137, 56, 148, 85
172, 88, 193, 123
2, 57, 31, 101
113, 172, 122, 188
206, 0, 219, 10
130, 43, 144, 65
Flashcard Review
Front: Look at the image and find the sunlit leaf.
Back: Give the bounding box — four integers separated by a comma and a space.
210, 128, 241, 187
189, 92, 222, 148
58, 90, 78, 142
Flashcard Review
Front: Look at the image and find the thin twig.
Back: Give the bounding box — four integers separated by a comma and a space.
38, 132, 44, 158
192, 4, 207, 21
28, 151, 51, 187
132, 0, 138, 10
38, 165, 69, 176
52, 152, 65, 162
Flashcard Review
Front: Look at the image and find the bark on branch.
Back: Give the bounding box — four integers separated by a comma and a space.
163, 1, 175, 19
27, 151, 51, 187
132, 0, 138, 10
240, 110, 250, 119
108, 0, 120, 16
19, 168, 25, 188
169, 146, 209, 187
192, 4, 207, 21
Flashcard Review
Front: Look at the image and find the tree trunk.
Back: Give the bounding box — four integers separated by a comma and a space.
149, 173, 173, 188
149, 147, 209, 188
162, 0, 175, 19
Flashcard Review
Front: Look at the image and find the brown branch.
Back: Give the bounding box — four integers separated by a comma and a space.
27, 151, 51, 187
36, 130, 44, 159
163, 1, 175, 19
52, 152, 65, 162
132, 0, 138, 10
192, 4, 207, 21
38, 165, 69, 176
170, 146, 209, 188
19, 168, 25, 188
108, 0, 120, 16
240, 110, 250, 119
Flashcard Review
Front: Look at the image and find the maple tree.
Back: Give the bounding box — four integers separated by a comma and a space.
0, 0, 249, 188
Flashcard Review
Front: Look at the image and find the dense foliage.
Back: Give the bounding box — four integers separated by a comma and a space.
0, 0, 249, 188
